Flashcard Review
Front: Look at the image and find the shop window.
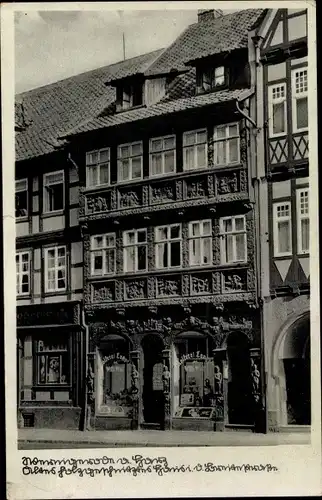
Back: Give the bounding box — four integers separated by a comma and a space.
292, 68, 308, 132
214, 122, 240, 166
91, 233, 115, 276
183, 129, 208, 171
268, 83, 287, 137
117, 141, 143, 182
297, 188, 309, 254
220, 215, 247, 264
155, 224, 182, 269
43, 170, 64, 213
273, 202, 292, 257
44, 245, 67, 292
123, 228, 147, 272
188, 220, 212, 266
15, 179, 28, 217
97, 335, 133, 417
35, 338, 69, 385
16, 251, 31, 295
173, 332, 216, 415
150, 135, 176, 176
86, 148, 110, 187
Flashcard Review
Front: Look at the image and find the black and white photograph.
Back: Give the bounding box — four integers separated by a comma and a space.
2, 1, 321, 498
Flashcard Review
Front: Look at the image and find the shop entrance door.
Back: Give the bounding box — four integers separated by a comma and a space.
142, 334, 164, 426
226, 332, 254, 426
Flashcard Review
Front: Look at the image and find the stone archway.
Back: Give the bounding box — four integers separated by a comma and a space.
274, 313, 310, 427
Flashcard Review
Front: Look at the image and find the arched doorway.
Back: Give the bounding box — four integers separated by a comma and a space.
278, 315, 310, 425
226, 332, 254, 425
141, 334, 164, 425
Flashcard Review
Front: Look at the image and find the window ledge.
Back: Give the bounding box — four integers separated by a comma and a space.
43, 290, 68, 297
16, 216, 29, 222
42, 210, 65, 219
17, 294, 31, 300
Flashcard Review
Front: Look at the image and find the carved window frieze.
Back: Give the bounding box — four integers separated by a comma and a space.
222, 271, 247, 293
156, 277, 181, 297
191, 274, 211, 295
92, 283, 115, 303
118, 188, 142, 209
216, 172, 239, 195
186, 179, 207, 199
150, 183, 175, 204
86, 194, 110, 214
124, 279, 147, 300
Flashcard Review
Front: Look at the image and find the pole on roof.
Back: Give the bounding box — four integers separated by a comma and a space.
118, 10, 126, 60
123, 31, 126, 60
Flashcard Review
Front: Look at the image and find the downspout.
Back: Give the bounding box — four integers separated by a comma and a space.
81, 308, 90, 431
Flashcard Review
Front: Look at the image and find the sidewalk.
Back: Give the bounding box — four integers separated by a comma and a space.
18, 428, 311, 448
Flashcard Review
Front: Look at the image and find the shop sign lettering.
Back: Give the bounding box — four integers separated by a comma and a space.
102, 353, 129, 364
179, 351, 207, 364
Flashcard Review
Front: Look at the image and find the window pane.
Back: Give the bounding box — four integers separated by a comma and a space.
151, 153, 162, 175
196, 130, 207, 143
235, 217, 245, 231
235, 234, 246, 261
216, 127, 226, 139
170, 225, 180, 239
191, 223, 200, 237
229, 124, 238, 136
184, 147, 195, 170
301, 219, 309, 252
125, 231, 135, 245
202, 221, 211, 235
106, 234, 115, 247
190, 239, 201, 265
203, 238, 212, 264
45, 172, 64, 185
99, 163, 110, 184
100, 149, 110, 163
132, 142, 142, 156
170, 241, 181, 267
105, 249, 115, 273
228, 138, 239, 163
57, 278, 66, 289
225, 235, 234, 262
87, 165, 97, 187
58, 247, 65, 257
120, 146, 129, 158
50, 184, 64, 211
273, 101, 285, 134
137, 230, 147, 243
157, 227, 167, 241
183, 132, 195, 146
93, 236, 103, 249
164, 136, 175, 149
296, 97, 308, 129
223, 219, 232, 233
278, 221, 291, 253
216, 141, 226, 165
131, 157, 142, 179
86, 151, 98, 165
125, 247, 135, 272
137, 245, 147, 270
94, 253, 103, 272
119, 159, 129, 181
15, 191, 28, 217
196, 144, 207, 168
151, 139, 162, 152
164, 150, 175, 173
157, 242, 167, 268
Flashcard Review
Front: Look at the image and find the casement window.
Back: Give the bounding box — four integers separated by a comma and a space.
268, 83, 287, 137
273, 203, 292, 257
123, 229, 147, 272
116, 82, 143, 110
292, 68, 308, 132
16, 251, 30, 295
150, 135, 176, 176
188, 220, 212, 266
43, 170, 64, 213
297, 188, 309, 254
36, 338, 69, 385
15, 179, 28, 217
214, 122, 240, 166
117, 141, 143, 182
202, 66, 226, 91
155, 224, 182, 269
45, 246, 67, 292
220, 216, 247, 264
86, 148, 110, 187
91, 233, 116, 276
183, 129, 207, 171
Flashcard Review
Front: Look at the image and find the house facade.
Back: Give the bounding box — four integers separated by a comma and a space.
254, 7, 310, 431
64, 8, 266, 432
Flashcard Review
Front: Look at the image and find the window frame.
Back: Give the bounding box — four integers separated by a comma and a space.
155, 223, 182, 270
149, 134, 176, 177
35, 337, 70, 387
16, 250, 31, 296
117, 141, 143, 182
268, 83, 287, 138
291, 67, 308, 133
219, 215, 247, 264
43, 170, 65, 214
182, 128, 208, 171
123, 228, 148, 273
188, 219, 212, 267
273, 202, 293, 257
213, 66, 226, 87
296, 188, 309, 255
90, 233, 116, 276
213, 122, 240, 166
15, 178, 28, 218
44, 245, 67, 293
86, 148, 111, 188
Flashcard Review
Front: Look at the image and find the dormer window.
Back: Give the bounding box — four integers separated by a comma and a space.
199, 66, 227, 93
116, 81, 144, 111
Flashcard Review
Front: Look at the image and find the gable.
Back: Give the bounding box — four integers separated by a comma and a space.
261, 8, 307, 53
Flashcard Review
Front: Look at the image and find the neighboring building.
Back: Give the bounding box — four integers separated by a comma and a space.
254, 8, 310, 431
63, 8, 266, 432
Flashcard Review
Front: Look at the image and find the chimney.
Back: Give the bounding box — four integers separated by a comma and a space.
197, 9, 223, 23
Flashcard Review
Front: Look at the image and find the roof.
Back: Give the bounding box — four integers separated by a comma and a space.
144, 9, 265, 76
15, 49, 163, 162
63, 87, 253, 137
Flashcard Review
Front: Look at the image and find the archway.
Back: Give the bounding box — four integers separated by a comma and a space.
278, 315, 310, 425
226, 332, 254, 425
141, 334, 164, 425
